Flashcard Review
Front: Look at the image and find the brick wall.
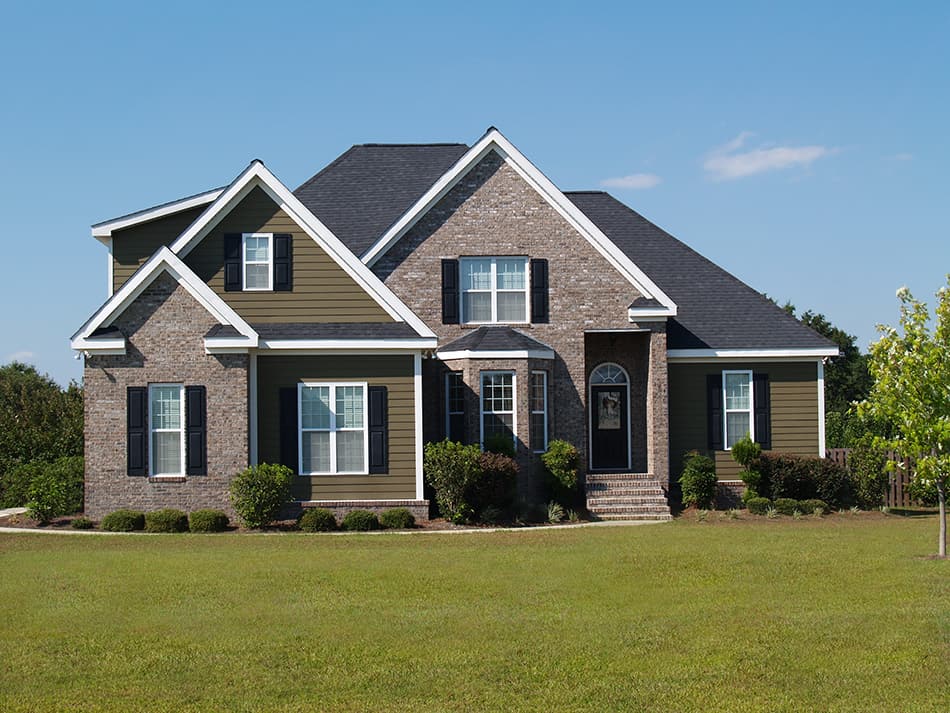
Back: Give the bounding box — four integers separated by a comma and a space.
84, 272, 248, 518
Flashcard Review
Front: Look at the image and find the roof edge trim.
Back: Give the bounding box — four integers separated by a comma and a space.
91, 188, 224, 239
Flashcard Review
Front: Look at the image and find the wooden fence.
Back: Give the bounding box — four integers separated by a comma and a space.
825, 448, 921, 508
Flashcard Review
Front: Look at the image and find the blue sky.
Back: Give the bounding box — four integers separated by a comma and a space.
1, 1, 947, 385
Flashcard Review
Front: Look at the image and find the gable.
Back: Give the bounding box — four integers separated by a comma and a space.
182, 186, 393, 324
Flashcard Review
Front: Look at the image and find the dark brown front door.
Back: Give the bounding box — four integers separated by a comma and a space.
590, 385, 629, 470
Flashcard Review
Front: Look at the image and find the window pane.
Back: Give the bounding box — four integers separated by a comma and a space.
496, 259, 525, 289
530, 372, 545, 412
302, 431, 331, 473
244, 237, 269, 261
496, 292, 526, 322
301, 387, 331, 429
725, 374, 750, 410
463, 292, 492, 322
447, 373, 464, 413
335, 386, 364, 429
726, 413, 750, 449
483, 413, 514, 441
152, 431, 181, 474
245, 263, 269, 289
337, 431, 365, 472
531, 412, 546, 451
462, 259, 492, 290
150, 386, 181, 429
482, 373, 513, 413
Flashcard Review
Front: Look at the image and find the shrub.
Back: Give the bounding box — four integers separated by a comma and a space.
189, 509, 230, 533
801, 498, 828, 515
26, 471, 72, 524
101, 509, 145, 532
849, 441, 889, 509
739, 469, 765, 500
754, 452, 854, 509
731, 435, 761, 469
483, 433, 516, 458
71, 516, 93, 530
542, 440, 579, 505
145, 509, 189, 533
813, 458, 855, 509
0, 461, 45, 508
773, 498, 801, 516
471, 451, 518, 517
478, 505, 505, 525
424, 440, 482, 524
745, 497, 772, 515
547, 501, 565, 523
679, 451, 717, 509
379, 507, 415, 529
297, 507, 337, 532
341, 509, 380, 531
229, 463, 293, 529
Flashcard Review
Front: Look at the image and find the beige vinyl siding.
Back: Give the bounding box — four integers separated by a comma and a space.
669, 361, 820, 481
183, 186, 392, 323
111, 207, 207, 292
257, 355, 416, 500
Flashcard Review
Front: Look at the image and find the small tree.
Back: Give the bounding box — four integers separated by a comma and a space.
859, 281, 950, 558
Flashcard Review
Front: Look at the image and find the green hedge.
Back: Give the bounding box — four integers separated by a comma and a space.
745, 497, 772, 515
145, 509, 189, 533
341, 510, 379, 531
189, 509, 230, 533
101, 509, 145, 532
379, 508, 415, 529
299, 508, 338, 532
229, 463, 293, 529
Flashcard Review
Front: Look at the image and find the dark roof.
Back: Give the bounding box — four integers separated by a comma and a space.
205, 325, 241, 338
294, 143, 470, 257
439, 326, 553, 354
566, 192, 836, 351
206, 322, 423, 340
89, 326, 124, 339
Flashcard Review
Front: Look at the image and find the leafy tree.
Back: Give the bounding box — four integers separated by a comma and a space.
859, 281, 949, 558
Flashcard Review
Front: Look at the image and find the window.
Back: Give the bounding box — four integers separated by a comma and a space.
460, 257, 528, 323
480, 371, 516, 448
149, 384, 184, 476
530, 371, 548, 453
723, 370, 754, 448
445, 371, 465, 442
299, 383, 367, 475
243, 233, 273, 291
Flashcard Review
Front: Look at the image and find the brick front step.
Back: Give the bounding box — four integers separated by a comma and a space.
587, 496, 670, 507
585, 484, 666, 496
585, 472, 671, 521
590, 511, 673, 521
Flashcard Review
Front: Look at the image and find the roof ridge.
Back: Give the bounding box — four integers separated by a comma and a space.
564, 190, 608, 195
356, 142, 469, 148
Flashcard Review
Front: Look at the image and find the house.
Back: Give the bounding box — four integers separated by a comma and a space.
71, 128, 837, 521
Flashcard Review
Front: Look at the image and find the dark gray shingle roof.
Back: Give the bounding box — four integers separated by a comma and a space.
439, 326, 553, 354
205, 322, 421, 340
294, 143, 470, 258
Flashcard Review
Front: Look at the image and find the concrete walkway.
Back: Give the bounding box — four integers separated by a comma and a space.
0, 507, 27, 518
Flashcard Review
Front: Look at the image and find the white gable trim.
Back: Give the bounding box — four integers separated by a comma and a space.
436, 349, 555, 361
167, 161, 436, 340
361, 128, 677, 316
667, 347, 839, 363
91, 188, 224, 241
71, 246, 258, 352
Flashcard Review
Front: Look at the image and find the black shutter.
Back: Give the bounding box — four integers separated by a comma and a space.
279, 387, 298, 473
127, 387, 147, 476
273, 234, 292, 291
530, 258, 549, 323
224, 234, 242, 291
707, 374, 723, 451
753, 373, 772, 450
185, 386, 207, 476
368, 386, 388, 474
441, 259, 460, 324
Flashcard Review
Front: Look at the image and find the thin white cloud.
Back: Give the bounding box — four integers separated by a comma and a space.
600, 173, 662, 190
704, 132, 834, 181
6, 351, 35, 363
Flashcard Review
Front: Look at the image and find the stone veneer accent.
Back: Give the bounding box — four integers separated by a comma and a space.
83, 272, 248, 519
375, 151, 670, 496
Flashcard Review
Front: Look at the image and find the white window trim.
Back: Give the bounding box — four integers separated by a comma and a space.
460, 257, 529, 324
479, 371, 517, 449
723, 369, 754, 449
148, 383, 185, 477
530, 370, 548, 453
242, 232, 273, 291
298, 382, 369, 476
445, 371, 464, 440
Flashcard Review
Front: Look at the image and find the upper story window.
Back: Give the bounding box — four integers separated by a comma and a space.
243, 233, 273, 291
460, 257, 528, 323
723, 370, 754, 449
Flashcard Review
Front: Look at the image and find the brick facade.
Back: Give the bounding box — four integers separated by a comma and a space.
83, 272, 248, 518
375, 151, 670, 496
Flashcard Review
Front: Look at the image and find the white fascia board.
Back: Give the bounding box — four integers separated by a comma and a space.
362, 128, 678, 314
91, 188, 224, 240
72, 337, 127, 354
259, 338, 437, 351
628, 307, 677, 320
169, 161, 436, 340
667, 347, 839, 362
436, 349, 555, 361
71, 246, 258, 347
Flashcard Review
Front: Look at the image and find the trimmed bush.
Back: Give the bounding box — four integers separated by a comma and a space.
801, 498, 829, 515
542, 440, 580, 505
679, 451, 717, 509
189, 509, 230, 533
26, 472, 71, 524
746, 497, 772, 515
379, 507, 415, 530
472, 452, 518, 520
754, 452, 855, 509
71, 516, 94, 530
774, 498, 801, 516
101, 509, 145, 532
298, 507, 338, 532
145, 509, 189, 533
341, 509, 379, 531
848, 442, 889, 509
483, 433, 515, 458
229, 463, 293, 529
16, 456, 84, 524
424, 440, 482, 524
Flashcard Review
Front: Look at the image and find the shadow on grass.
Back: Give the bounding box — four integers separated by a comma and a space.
889, 507, 939, 518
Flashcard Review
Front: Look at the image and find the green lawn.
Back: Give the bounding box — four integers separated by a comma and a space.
1, 514, 947, 712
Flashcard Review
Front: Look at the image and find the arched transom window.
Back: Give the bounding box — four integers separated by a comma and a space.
590, 363, 628, 384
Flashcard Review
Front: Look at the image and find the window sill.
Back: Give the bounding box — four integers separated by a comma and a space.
148, 476, 186, 483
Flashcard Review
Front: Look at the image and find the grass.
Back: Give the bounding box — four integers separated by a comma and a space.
1, 514, 947, 712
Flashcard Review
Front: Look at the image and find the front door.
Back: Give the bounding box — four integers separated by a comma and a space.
590, 385, 630, 470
